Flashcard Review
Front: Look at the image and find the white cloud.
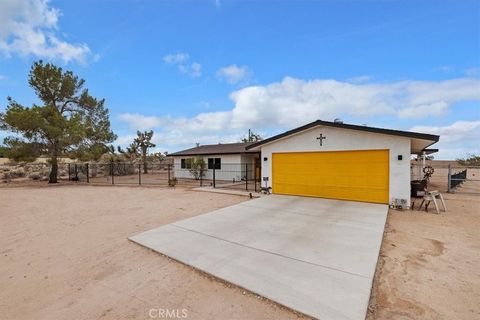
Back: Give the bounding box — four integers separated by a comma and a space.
0, 0, 92, 64
410, 120, 480, 143
397, 101, 448, 119
228, 77, 480, 128
410, 121, 480, 159
435, 65, 455, 73
163, 52, 202, 78
179, 62, 202, 78
347, 75, 372, 83
217, 64, 252, 84
117, 113, 163, 130
118, 76, 480, 156
163, 53, 189, 64
464, 67, 479, 77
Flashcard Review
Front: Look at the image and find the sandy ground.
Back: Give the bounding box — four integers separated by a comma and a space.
0, 185, 306, 320
367, 180, 480, 320
2, 181, 479, 320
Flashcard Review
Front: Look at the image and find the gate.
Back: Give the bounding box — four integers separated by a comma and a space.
447, 165, 480, 194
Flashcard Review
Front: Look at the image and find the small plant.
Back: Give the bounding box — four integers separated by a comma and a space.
169, 177, 177, 187
29, 173, 42, 180
189, 157, 206, 180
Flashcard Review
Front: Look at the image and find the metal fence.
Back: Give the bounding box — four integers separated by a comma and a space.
447, 165, 480, 194
1, 161, 260, 192
410, 163, 480, 194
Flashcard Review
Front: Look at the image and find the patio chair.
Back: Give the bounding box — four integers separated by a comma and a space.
419, 190, 447, 214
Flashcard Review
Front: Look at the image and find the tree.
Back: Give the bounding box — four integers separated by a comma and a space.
118, 142, 140, 161
0, 61, 116, 183
134, 130, 156, 173
189, 157, 206, 180
457, 154, 480, 166
0, 145, 10, 158
241, 129, 262, 143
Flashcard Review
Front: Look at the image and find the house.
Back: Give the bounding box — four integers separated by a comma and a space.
246, 120, 439, 207
168, 142, 260, 181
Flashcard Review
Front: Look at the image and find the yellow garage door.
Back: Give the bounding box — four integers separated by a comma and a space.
272, 150, 389, 204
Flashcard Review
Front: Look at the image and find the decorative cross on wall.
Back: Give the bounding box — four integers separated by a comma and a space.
316, 133, 327, 146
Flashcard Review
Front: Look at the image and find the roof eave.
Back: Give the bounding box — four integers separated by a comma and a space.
246, 120, 440, 150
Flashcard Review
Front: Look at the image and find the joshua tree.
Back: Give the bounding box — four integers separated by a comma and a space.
241, 129, 262, 143
134, 130, 156, 173
118, 142, 140, 161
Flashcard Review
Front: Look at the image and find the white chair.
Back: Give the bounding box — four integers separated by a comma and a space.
419, 190, 447, 214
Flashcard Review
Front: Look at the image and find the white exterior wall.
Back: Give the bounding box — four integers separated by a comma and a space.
259, 125, 411, 206
172, 154, 243, 181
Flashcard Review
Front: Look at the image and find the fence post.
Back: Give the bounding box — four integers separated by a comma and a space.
68, 163, 71, 181
138, 163, 142, 185
213, 166, 216, 188
254, 163, 257, 192
86, 163, 89, 183
447, 164, 451, 193
245, 163, 248, 191
200, 168, 203, 187
168, 164, 171, 186
111, 161, 114, 185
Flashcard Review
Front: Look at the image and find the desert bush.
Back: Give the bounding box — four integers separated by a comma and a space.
29, 173, 42, 180
189, 157, 206, 180
1, 167, 26, 181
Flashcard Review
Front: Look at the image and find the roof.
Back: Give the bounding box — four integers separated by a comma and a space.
413, 148, 439, 155
246, 120, 440, 152
169, 142, 259, 157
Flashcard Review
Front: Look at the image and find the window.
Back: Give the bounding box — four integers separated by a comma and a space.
208, 158, 221, 170
181, 158, 193, 169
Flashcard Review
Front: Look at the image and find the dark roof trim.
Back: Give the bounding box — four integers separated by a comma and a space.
246, 120, 440, 149
168, 151, 259, 157
168, 142, 259, 157
413, 148, 439, 155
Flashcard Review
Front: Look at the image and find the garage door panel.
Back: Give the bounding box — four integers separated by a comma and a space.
272, 150, 389, 204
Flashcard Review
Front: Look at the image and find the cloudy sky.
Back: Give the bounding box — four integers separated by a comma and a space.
0, 0, 479, 159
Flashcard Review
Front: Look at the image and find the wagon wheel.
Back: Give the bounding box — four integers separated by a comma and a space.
423, 166, 435, 181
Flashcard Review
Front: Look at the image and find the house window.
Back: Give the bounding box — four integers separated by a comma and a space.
208, 158, 221, 170
181, 158, 193, 169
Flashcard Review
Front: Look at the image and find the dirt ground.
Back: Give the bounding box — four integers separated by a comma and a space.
368, 180, 480, 320
0, 185, 306, 320
2, 182, 479, 320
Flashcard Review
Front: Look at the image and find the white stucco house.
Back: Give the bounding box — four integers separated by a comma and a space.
245, 120, 439, 207
169, 120, 439, 207
168, 142, 260, 181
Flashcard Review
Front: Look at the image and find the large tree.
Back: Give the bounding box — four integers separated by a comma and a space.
134, 130, 156, 173
0, 61, 116, 183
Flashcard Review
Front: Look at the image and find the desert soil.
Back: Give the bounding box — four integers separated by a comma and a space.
368, 180, 480, 320
0, 185, 306, 320
1, 181, 479, 320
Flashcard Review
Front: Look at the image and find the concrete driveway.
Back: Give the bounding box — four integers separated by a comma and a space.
129, 195, 388, 320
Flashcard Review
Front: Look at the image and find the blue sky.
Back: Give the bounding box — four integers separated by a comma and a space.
0, 0, 479, 159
